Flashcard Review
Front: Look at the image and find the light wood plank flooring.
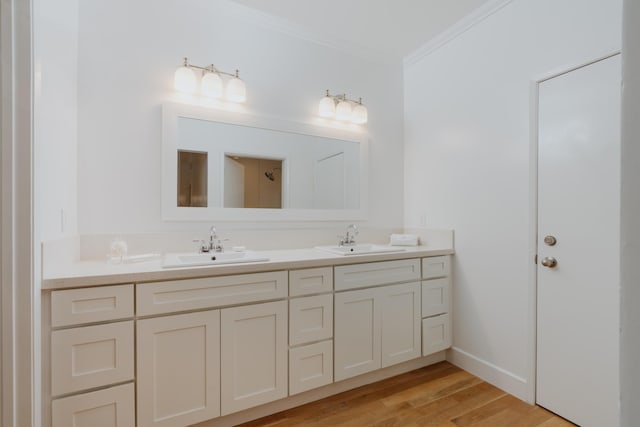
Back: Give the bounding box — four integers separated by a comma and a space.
239, 362, 575, 427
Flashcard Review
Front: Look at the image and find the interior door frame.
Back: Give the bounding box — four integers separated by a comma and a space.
526, 50, 621, 404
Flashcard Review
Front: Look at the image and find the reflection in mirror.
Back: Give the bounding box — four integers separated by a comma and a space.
162, 103, 368, 221
177, 150, 208, 207
224, 156, 282, 208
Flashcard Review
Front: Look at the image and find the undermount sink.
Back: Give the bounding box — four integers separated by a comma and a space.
162, 252, 269, 268
315, 244, 406, 256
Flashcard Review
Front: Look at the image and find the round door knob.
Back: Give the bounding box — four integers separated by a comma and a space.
541, 257, 557, 268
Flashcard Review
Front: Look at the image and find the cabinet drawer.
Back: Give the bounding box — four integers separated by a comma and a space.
51, 321, 134, 396
421, 278, 450, 317
51, 284, 134, 327
52, 383, 135, 427
137, 271, 288, 316
289, 340, 333, 395
422, 314, 451, 356
334, 258, 420, 291
289, 267, 333, 296
289, 294, 333, 346
422, 256, 451, 279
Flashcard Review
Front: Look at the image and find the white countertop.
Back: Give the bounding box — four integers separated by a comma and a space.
42, 245, 454, 290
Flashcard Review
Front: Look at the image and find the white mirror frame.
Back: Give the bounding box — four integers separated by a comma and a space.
162, 102, 369, 221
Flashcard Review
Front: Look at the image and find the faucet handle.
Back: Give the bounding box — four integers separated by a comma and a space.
192, 239, 209, 253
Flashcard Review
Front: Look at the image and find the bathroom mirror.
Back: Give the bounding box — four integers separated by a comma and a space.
162, 102, 368, 221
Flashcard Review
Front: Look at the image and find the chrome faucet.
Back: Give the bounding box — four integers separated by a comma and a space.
193, 226, 227, 253
338, 224, 359, 246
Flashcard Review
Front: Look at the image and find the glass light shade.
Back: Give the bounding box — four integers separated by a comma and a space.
201, 72, 223, 98
174, 66, 197, 93
351, 104, 368, 124
335, 100, 353, 121
318, 96, 336, 117
226, 77, 246, 103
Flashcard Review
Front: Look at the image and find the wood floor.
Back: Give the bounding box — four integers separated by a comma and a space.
239, 362, 575, 427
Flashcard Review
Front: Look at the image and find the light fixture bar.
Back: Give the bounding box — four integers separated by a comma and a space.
182, 57, 239, 79
174, 57, 246, 103
318, 89, 368, 124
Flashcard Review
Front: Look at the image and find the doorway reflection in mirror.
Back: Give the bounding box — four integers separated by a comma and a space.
177, 150, 208, 207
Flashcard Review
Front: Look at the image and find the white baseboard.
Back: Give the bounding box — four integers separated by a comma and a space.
447, 346, 531, 402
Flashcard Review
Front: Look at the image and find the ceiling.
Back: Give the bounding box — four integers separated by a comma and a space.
229, 0, 493, 62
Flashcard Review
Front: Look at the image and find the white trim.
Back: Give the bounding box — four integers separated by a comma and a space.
403, 0, 514, 67
447, 347, 528, 400
526, 81, 540, 405
1, 0, 34, 426
218, 0, 387, 64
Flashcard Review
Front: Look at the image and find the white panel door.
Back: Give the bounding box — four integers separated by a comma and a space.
221, 300, 288, 415
380, 282, 421, 367
137, 311, 220, 427
334, 288, 381, 381
537, 55, 620, 427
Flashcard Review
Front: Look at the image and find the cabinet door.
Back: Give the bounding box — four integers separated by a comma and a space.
137, 311, 220, 427
380, 282, 421, 367
334, 288, 381, 381
221, 300, 288, 415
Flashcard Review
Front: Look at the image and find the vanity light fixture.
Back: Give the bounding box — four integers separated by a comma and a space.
174, 57, 246, 103
318, 90, 368, 124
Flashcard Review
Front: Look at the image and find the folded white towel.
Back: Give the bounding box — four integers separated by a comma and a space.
390, 234, 419, 246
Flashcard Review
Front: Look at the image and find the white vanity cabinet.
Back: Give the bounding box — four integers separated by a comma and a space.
421, 256, 452, 356
334, 259, 422, 381
43, 250, 453, 427
49, 285, 135, 427
136, 310, 221, 427
288, 267, 334, 395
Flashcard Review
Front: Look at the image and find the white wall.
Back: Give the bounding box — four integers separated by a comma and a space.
620, 0, 640, 424
34, 0, 79, 242
403, 0, 621, 399
76, 0, 404, 238
32, 2, 79, 425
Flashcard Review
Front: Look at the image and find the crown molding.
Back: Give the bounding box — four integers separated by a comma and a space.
220, 0, 390, 64
403, 0, 514, 67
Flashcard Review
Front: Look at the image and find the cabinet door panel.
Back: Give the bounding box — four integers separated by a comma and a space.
422, 314, 452, 356
380, 282, 421, 367
289, 294, 333, 346
334, 288, 381, 381
289, 340, 333, 395
289, 267, 333, 296
422, 256, 451, 279
51, 321, 134, 396
51, 284, 134, 327
137, 271, 287, 316
137, 311, 220, 427
221, 301, 288, 415
52, 383, 134, 427
421, 277, 450, 317
335, 259, 420, 291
